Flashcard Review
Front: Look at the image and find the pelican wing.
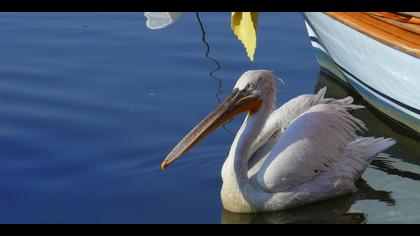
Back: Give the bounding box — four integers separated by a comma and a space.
248, 87, 355, 176
256, 101, 367, 192
265, 137, 396, 211
250, 87, 326, 155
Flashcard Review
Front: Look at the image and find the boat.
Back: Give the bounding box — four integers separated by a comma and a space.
302, 12, 420, 134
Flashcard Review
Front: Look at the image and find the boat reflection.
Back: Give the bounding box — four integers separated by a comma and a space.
220, 70, 420, 224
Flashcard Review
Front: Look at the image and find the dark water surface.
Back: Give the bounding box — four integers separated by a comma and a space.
0, 12, 418, 223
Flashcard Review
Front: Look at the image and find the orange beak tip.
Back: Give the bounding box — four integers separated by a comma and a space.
161, 160, 168, 171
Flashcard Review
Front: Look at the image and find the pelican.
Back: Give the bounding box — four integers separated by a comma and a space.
161, 70, 396, 213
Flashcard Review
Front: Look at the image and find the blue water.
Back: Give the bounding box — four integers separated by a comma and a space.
0, 12, 419, 224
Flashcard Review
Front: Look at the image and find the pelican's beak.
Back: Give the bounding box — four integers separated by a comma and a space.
161, 88, 262, 170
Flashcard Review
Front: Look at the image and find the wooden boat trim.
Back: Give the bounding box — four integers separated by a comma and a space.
324, 12, 420, 58
367, 12, 420, 35
367, 15, 420, 35
398, 12, 420, 18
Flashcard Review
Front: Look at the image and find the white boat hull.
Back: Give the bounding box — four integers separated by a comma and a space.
303, 12, 420, 134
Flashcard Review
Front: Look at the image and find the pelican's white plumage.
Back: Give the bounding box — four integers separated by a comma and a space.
163, 70, 395, 213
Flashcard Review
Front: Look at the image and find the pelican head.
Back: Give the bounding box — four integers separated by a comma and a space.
161, 70, 276, 170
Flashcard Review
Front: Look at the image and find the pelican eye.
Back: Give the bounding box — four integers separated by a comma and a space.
247, 81, 256, 89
